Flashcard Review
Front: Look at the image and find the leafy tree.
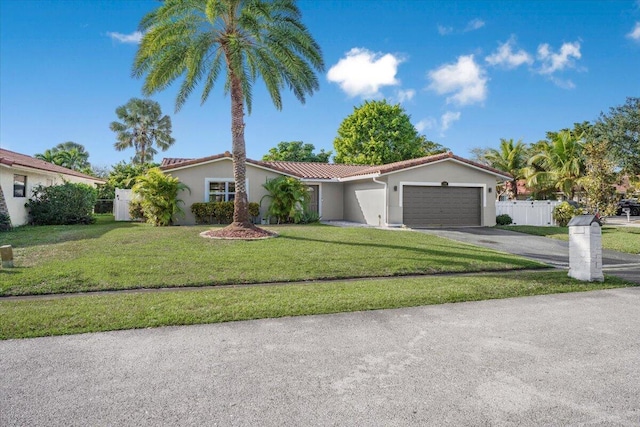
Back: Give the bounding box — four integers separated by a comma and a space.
133, 0, 324, 234
97, 162, 157, 200
132, 168, 190, 226
526, 130, 585, 199
110, 98, 175, 165
25, 182, 97, 225
578, 138, 618, 216
333, 100, 446, 165
469, 147, 491, 166
262, 141, 331, 163
34, 141, 91, 171
484, 139, 528, 199
260, 176, 310, 224
595, 97, 640, 175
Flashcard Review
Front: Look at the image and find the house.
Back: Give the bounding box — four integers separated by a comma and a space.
0, 148, 105, 226
161, 151, 512, 227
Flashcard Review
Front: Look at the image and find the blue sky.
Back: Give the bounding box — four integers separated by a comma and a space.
1, 0, 639, 170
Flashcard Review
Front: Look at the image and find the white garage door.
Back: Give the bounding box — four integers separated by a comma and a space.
403, 186, 481, 227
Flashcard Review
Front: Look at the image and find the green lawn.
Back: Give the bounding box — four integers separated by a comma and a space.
497, 225, 640, 254
0, 270, 630, 340
1, 216, 545, 296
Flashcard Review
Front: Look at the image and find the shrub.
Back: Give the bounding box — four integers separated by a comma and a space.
213, 201, 234, 224
496, 214, 513, 226
296, 210, 321, 224
0, 212, 11, 231
129, 199, 146, 221
25, 182, 97, 225
132, 168, 190, 226
261, 177, 310, 224
248, 202, 260, 221
191, 201, 259, 224
553, 201, 580, 227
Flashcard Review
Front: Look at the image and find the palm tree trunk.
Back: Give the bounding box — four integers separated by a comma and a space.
229, 73, 251, 228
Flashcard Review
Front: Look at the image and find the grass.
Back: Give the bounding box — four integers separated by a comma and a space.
497, 225, 640, 254
0, 216, 545, 296
0, 270, 632, 340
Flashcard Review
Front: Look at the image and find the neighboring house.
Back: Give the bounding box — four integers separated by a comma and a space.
161, 151, 512, 227
0, 148, 105, 226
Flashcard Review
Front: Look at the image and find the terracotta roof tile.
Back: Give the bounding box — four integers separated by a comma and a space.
159, 151, 512, 180
0, 148, 105, 182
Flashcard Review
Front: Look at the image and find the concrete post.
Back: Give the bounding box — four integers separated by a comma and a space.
567, 215, 603, 282
1, 245, 14, 269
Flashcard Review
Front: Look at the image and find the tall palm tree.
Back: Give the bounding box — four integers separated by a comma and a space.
34, 149, 60, 164
110, 98, 175, 165
526, 130, 585, 199
132, 0, 324, 232
485, 138, 528, 199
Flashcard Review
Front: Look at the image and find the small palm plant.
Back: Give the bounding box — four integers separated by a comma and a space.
261, 177, 310, 224
132, 168, 190, 226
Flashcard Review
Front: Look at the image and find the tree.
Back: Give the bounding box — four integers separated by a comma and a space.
110, 98, 175, 165
333, 100, 445, 165
260, 176, 310, 223
484, 139, 528, 199
262, 141, 331, 162
578, 137, 618, 216
34, 141, 91, 172
525, 130, 585, 199
595, 97, 640, 175
133, 0, 323, 237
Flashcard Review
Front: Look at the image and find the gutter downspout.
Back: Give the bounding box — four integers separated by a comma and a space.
372, 177, 387, 227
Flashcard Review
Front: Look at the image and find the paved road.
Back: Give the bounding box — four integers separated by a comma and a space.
415, 227, 640, 284
2, 287, 640, 426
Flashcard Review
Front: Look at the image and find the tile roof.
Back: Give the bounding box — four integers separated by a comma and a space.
0, 148, 105, 182
159, 151, 512, 180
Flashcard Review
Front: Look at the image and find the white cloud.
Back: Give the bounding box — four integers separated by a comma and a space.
327, 48, 403, 98
441, 111, 461, 133
395, 89, 416, 102
628, 22, 640, 41
485, 37, 533, 69
537, 41, 581, 74
437, 25, 453, 35
107, 31, 143, 44
427, 55, 488, 105
464, 18, 485, 32
415, 118, 437, 132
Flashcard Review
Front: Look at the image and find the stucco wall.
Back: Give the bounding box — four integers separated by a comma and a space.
0, 165, 99, 226
343, 180, 386, 225
384, 160, 497, 226
164, 159, 284, 225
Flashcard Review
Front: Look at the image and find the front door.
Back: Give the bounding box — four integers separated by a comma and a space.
307, 185, 319, 214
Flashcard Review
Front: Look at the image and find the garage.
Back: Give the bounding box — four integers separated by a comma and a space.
402, 186, 481, 227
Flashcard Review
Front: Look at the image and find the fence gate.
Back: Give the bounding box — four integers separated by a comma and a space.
495, 200, 562, 226
114, 189, 133, 221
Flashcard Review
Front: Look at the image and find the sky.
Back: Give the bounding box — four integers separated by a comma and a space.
1, 0, 639, 170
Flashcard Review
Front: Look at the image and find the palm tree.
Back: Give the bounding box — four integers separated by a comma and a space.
484, 138, 528, 199
526, 130, 585, 199
110, 98, 174, 165
132, 0, 324, 233
35, 142, 91, 171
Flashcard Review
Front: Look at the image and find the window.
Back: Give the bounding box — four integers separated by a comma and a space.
206, 180, 235, 202
13, 175, 26, 198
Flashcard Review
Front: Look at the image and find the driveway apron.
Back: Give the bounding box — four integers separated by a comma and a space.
414, 227, 640, 284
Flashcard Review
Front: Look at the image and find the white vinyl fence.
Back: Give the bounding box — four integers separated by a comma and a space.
114, 188, 133, 221
496, 200, 562, 226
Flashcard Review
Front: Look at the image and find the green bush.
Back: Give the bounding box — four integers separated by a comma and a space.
129, 199, 145, 221
553, 201, 580, 227
496, 214, 513, 226
133, 168, 190, 226
191, 201, 261, 224
0, 212, 11, 231
25, 182, 97, 225
261, 177, 310, 224
296, 210, 321, 224
214, 201, 234, 224
248, 202, 260, 221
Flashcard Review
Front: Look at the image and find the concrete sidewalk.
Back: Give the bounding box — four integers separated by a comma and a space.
2, 287, 639, 426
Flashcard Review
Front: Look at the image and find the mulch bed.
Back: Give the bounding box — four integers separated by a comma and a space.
200, 223, 277, 240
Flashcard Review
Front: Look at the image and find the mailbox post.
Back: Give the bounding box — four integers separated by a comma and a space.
567, 215, 603, 282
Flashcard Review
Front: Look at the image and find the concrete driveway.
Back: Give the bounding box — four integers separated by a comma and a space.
415, 227, 640, 284
2, 287, 640, 426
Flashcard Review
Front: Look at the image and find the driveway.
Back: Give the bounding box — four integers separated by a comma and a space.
2, 287, 640, 426
414, 227, 640, 284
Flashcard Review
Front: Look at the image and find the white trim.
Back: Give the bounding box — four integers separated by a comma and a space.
370, 158, 512, 181
399, 181, 487, 208
164, 156, 302, 179
204, 177, 249, 202
339, 173, 381, 182
318, 183, 323, 218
